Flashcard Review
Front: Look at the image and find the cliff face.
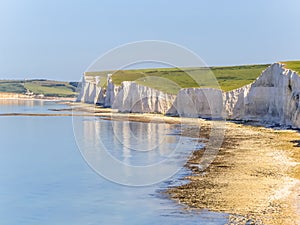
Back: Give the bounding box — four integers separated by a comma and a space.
231, 63, 300, 127
77, 63, 300, 128
166, 88, 224, 119
112, 81, 176, 114
77, 76, 100, 104
104, 77, 120, 108
77, 77, 176, 114
77, 78, 96, 104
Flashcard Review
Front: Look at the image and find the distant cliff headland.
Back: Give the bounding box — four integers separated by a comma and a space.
77, 61, 300, 128
0, 79, 78, 99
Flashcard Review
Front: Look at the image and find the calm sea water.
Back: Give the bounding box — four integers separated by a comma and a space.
0, 100, 227, 225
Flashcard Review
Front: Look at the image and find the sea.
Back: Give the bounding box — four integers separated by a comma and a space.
0, 99, 228, 225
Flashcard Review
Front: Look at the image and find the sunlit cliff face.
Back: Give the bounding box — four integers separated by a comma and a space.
78, 63, 300, 128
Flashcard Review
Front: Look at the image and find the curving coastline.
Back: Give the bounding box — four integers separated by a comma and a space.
0, 101, 299, 224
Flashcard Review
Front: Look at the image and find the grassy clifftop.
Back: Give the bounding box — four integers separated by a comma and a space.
2, 61, 298, 97
0, 79, 78, 97
86, 64, 270, 94
281, 61, 300, 74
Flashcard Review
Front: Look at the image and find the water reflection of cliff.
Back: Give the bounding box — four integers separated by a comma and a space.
75, 117, 195, 185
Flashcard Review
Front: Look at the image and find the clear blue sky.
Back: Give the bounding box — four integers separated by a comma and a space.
0, 0, 299, 81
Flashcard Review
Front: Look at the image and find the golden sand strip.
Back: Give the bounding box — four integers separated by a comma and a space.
0, 93, 28, 99
0, 93, 75, 101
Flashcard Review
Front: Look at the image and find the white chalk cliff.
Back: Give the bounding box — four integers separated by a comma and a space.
77, 76, 99, 104
77, 63, 300, 128
112, 81, 176, 114
225, 63, 300, 127
77, 75, 175, 114
166, 88, 224, 119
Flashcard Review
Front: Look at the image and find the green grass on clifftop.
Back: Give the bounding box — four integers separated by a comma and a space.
86, 64, 270, 94
281, 61, 300, 74
24, 80, 77, 97
0, 79, 78, 97
0, 80, 27, 93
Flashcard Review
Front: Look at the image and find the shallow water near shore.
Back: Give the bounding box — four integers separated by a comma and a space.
0, 100, 228, 225
0, 99, 72, 114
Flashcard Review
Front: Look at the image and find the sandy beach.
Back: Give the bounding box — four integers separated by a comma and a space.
166, 121, 300, 225
0, 92, 75, 101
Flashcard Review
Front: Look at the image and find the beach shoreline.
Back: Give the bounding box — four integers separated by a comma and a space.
167, 121, 300, 225
0, 92, 76, 102
69, 103, 300, 224
0, 101, 299, 224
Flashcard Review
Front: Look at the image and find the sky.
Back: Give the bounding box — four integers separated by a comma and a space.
0, 0, 299, 81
